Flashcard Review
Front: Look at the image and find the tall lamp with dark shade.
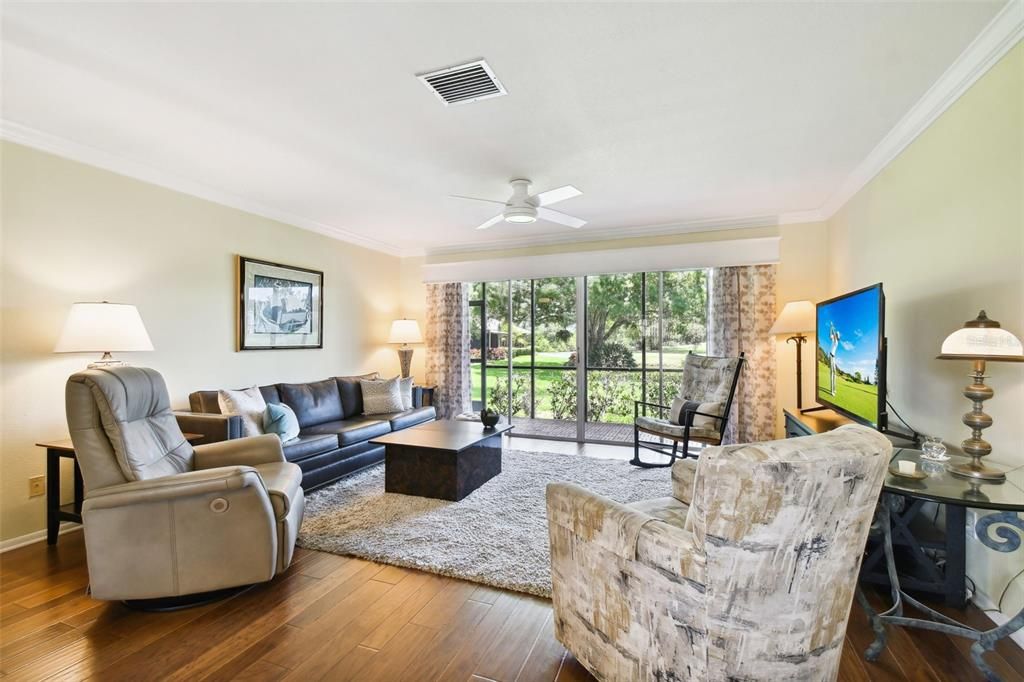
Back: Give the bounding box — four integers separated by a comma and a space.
937, 310, 1024, 482
389, 318, 423, 378
54, 302, 154, 368
770, 301, 816, 409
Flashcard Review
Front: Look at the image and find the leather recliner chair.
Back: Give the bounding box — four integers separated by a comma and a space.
66, 366, 304, 603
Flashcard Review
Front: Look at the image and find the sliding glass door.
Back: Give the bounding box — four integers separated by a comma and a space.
470, 269, 707, 443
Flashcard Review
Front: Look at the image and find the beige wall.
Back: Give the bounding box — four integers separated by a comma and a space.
0, 141, 403, 542
774, 222, 830, 434
827, 44, 1023, 614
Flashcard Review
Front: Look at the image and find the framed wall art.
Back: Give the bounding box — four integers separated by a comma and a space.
238, 256, 323, 350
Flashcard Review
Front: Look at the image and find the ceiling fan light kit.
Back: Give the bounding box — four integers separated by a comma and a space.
452, 178, 586, 231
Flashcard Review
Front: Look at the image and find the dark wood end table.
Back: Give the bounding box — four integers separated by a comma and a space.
36, 433, 205, 545
372, 420, 513, 501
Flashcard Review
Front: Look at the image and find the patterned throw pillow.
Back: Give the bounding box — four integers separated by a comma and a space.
218, 386, 267, 437
263, 402, 300, 442
399, 376, 414, 410
669, 398, 723, 430
361, 377, 405, 415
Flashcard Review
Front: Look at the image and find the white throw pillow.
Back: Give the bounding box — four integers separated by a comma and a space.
399, 376, 414, 410
218, 386, 267, 437
361, 377, 405, 415
669, 398, 722, 430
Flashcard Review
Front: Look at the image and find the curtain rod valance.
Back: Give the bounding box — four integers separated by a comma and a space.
421, 236, 780, 283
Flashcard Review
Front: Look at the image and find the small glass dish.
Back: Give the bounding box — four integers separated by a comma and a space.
920, 436, 950, 462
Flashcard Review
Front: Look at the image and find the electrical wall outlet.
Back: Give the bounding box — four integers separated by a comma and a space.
29, 475, 45, 497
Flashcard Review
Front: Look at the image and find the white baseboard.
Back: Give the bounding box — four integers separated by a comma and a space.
0, 524, 82, 553
974, 588, 1024, 649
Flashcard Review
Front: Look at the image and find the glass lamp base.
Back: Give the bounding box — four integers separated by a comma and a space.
946, 461, 1006, 482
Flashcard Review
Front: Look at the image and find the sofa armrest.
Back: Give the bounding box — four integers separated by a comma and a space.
547, 481, 704, 584
546, 482, 655, 560
83, 466, 264, 511
193, 434, 285, 470
635, 517, 705, 584
672, 458, 698, 505
175, 411, 242, 443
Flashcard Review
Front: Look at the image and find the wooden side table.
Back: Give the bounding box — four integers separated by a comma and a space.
36, 434, 204, 545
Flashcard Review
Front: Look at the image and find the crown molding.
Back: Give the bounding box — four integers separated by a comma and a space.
815, 0, 1023, 220
0, 120, 414, 258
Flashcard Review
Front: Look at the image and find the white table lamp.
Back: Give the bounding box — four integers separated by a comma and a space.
54, 302, 154, 368
937, 310, 1024, 481
769, 300, 816, 409
389, 318, 423, 378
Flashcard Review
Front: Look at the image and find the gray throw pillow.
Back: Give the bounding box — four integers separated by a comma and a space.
399, 376, 414, 410
361, 377, 405, 415
218, 386, 266, 437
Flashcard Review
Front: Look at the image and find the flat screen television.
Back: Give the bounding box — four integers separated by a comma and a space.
815, 283, 887, 429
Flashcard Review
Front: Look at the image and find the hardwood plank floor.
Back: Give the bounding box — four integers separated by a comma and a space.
1, 437, 1020, 681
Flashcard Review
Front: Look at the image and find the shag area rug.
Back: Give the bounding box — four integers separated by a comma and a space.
297, 448, 671, 597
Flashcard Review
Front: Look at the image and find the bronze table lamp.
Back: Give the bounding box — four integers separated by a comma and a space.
389, 318, 423, 378
937, 310, 1024, 481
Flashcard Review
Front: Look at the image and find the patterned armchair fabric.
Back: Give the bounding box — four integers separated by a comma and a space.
547, 424, 892, 681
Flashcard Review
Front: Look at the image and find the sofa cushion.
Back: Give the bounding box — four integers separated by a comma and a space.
281, 433, 338, 462
378, 406, 436, 431
278, 379, 343, 428
301, 417, 391, 446
335, 373, 380, 418
252, 462, 303, 520
259, 385, 281, 406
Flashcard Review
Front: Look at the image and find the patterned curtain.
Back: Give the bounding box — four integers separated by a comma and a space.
425, 282, 471, 419
708, 265, 777, 444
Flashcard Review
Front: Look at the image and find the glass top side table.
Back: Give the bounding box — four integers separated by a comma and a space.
858, 447, 1024, 681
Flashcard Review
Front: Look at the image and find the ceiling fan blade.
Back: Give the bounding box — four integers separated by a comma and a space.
533, 185, 582, 206
475, 214, 505, 230
537, 207, 586, 229
450, 194, 507, 206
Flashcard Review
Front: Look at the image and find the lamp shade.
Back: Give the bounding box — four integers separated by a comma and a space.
769, 300, 815, 336
388, 319, 423, 345
937, 310, 1024, 362
54, 302, 154, 353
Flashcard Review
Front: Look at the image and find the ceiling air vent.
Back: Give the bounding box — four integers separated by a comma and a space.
417, 59, 507, 106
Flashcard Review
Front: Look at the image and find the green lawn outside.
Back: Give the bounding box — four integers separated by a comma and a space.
470, 344, 707, 423
816, 359, 878, 423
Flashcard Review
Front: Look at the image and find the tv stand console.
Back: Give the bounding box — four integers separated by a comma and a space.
783, 407, 851, 438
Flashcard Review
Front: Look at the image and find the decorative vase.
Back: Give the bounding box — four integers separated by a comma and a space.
480, 409, 500, 429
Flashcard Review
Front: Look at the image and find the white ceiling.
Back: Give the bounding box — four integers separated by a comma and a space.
0, 1, 1009, 256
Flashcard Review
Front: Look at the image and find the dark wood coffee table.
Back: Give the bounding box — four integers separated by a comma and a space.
371, 420, 513, 501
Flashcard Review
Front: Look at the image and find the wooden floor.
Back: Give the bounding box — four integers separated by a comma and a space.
2, 438, 1021, 681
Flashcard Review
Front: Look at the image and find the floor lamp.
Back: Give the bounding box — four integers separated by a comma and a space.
770, 301, 815, 410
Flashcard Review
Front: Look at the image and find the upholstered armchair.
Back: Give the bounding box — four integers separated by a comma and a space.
632, 352, 744, 467
547, 425, 892, 681
66, 367, 304, 605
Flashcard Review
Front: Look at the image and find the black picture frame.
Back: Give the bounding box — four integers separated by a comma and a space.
238, 256, 323, 351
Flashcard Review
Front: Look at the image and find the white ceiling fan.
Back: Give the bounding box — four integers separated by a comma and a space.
451, 179, 586, 230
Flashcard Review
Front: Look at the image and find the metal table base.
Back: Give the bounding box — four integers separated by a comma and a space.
857, 495, 1024, 681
